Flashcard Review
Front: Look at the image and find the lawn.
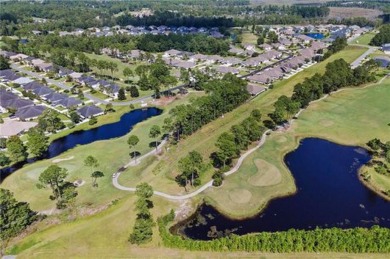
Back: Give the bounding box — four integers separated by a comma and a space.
241, 31, 258, 45
117, 45, 368, 197
8, 194, 388, 259
84, 53, 139, 81
351, 32, 377, 45
1, 93, 203, 212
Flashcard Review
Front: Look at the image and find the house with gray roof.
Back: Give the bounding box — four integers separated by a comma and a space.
23, 81, 44, 91
12, 77, 34, 85
373, 56, 390, 68
32, 86, 54, 97
246, 84, 266, 96
247, 73, 271, 85
15, 105, 46, 120
0, 50, 17, 59
44, 92, 68, 104
57, 97, 82, 108
77, 105, 104, 119
0, 69, 20, 82
215, 66, 239, 75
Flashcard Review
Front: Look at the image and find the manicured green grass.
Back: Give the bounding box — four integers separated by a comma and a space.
1, 93, 203, 212
351, 32, 376, 45
8, 194, 387, 259
210, 76, 390, 216
241, 31, 258, 45
123, 45, 368, 194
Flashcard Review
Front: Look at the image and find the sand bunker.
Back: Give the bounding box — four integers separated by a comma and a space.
229, 189, 252, 204
248, 159, 282, 187
52, 156, 74, 163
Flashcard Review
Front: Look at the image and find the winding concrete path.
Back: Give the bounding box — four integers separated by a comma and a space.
112, 53, 390, 201
112, 130, 270, 200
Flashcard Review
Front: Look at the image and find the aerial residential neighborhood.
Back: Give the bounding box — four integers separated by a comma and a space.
0, 0, 389, 258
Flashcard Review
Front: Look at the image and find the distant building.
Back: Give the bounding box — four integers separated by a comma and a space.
382, 44, 390, 55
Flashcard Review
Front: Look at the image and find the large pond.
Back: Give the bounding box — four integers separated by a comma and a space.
174, 138, 390, 240
0, 107, 162, 180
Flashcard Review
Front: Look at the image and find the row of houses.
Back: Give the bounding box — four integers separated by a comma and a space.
33, 25, 224, 38
0, 69, 83, 109
0, 87, 46, 120
1, 51, 120, 98
247, 43, 325, 85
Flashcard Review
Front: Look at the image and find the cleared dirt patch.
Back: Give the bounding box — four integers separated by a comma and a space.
249, 159, 282, 187
329, 7, 382, 20
229, 189, 252, 204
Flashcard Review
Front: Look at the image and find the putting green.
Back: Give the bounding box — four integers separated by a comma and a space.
229, 188, 252, 204
248, 159, 282, 187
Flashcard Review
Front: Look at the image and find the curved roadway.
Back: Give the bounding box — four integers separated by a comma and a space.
112, 130, 270, 200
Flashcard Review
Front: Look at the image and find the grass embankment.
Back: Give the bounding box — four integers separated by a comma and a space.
351, 32, 377, 45
8, 196, 389, 258
1, 93, 202, 212
208, 75, 390, 217
117, 45, 367, 198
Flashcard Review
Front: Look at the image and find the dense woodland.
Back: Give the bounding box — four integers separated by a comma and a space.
3, 33, 230, 56
169, 74, 249, 138
370, 24, 390, 46
1, 0, 385, 37
116, 11, 234, 28
159, 211, 390, 253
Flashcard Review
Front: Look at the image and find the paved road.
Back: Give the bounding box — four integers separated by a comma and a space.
11, 64, 186, 106
350, 45, 379, 69
112, 130, 270, 200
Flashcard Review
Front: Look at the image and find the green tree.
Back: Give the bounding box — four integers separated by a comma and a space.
6, 135, 27, 163
127, 135, 140, 162
26, 128, 49, 158
215, 132, 238, 167
0, 188, 37, 256
0, 55, 10, 70
257, 35, 264, 45
69, 111, 81, 124
129, 183, 155, 245
91, 171, 104, 187
123, 67, 134, 82
129, 85, 139, 97
37, 165, 77, 209
38, 109, 65, 133
268, 31, 278, 43
84, 155, 99, 173
89, 115, 97, 125
178, 151, 204, 187
118, 87, 126, 100
149, 125, 161, 150
0, 152, 10, 166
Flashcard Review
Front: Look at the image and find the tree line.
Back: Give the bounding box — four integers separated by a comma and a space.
363, 138, 390, 197
158, 212, 390, 253
4, 32, 230, 56
116, 11, 234, 28
370, 24, 390, 46
168, 74, 249, 139
269, 58, 378, 125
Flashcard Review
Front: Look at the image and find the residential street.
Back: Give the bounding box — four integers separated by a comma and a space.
11, 63, 186, 106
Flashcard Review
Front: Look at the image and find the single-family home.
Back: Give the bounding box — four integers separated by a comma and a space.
15, 105, 46, 120
382, 44, 390, 55
215, 66, 240, 75
246, 84, 266, 96
77, 105, 104, 119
